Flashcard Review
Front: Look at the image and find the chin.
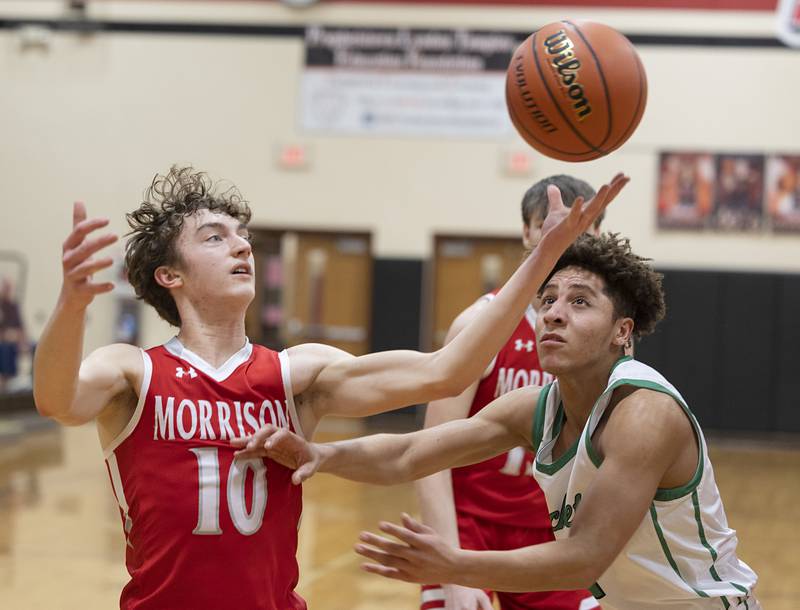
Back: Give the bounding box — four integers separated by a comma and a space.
538, 354, 570, 377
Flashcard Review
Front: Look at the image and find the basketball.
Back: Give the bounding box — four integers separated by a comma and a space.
506, 20, 647, 162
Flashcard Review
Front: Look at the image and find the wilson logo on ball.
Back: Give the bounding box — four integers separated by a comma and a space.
543, 30, 593, 122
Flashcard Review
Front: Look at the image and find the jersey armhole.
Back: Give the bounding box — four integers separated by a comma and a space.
103, 349, 153, 459
531, 383, 551, 452
595, 379, 705, 501
279, 349, 305, 439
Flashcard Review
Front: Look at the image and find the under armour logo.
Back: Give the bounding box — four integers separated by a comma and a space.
514, 339, 534, 352
176, 366, 197, 379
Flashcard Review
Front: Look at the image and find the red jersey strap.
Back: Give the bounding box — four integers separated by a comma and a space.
103, 348, 152, 459
277, 349, 304, 439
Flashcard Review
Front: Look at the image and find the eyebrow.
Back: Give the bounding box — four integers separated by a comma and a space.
196, 222, 249, 234
541, 282, 600, 296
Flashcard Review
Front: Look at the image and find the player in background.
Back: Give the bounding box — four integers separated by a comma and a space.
32, 166, 627, 610
236, 233, 760, 610
416, 176, 601, 610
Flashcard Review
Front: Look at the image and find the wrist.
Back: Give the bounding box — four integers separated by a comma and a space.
454, 549, 484, 590
314, 442, 335, 472
56, 290, 90, 316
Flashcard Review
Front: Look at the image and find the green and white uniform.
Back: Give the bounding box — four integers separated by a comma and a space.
532, 357, 759, 610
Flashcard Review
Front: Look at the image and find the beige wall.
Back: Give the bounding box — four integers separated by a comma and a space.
2, 1, 799, 350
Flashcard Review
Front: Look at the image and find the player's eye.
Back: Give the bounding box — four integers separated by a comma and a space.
206, 234, 222, 242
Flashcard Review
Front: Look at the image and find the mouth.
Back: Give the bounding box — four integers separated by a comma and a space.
231, 263, 252, 276
539, 333, 566, 345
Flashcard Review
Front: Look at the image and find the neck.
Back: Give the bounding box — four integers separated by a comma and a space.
175, 310, 248, 369
555, 353, 623, 430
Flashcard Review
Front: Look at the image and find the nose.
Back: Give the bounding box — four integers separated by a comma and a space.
233, 234, 252, 258
541, 299, 566, 326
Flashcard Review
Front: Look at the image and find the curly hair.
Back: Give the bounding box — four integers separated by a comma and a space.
124, 165, 252, 327
521, 175, 601, 228
541, 233, 666, 337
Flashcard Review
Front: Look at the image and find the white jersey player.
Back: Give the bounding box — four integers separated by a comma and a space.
237, 232, 760, 610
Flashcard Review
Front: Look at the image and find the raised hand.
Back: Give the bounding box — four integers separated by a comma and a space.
355, 513, 461, 585
232, 425, 321, 485
540, 172, 629, 249
60, 202, 118, 310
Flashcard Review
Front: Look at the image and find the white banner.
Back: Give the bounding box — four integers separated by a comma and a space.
301, 70, 513, 137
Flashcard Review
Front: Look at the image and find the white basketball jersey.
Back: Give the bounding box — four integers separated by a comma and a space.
532, 357, 759, 610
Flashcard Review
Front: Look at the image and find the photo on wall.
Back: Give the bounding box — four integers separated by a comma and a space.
656, 152, 715, 229
764, 154, 800, 232
712, 153, 765, 231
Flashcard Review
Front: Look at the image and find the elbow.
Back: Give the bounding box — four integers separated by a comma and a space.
570, 554, 611, 591
573, 566, 603, 591
33, 394, 79, 427
425, 356, 469, 399
428, 378, 464, 401
32, 389, 56, 419
387, 453, 419, 486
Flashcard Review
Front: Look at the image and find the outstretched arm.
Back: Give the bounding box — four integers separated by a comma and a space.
33, 202, 138, 425
354, 389, 695, 593
234, 384, 539, 487
291, 173, 629, 425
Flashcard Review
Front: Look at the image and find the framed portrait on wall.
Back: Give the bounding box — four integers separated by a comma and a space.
764, 154, 800, 232
712, 154, 765, 231
656, 152, 715, 229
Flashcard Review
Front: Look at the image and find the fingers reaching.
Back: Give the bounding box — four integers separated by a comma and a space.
360, 562, 408, 581
400, 512, 433, 535
72, 201, 87, 228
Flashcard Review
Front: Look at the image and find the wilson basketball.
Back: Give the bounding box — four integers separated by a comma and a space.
506, 20, 647, 162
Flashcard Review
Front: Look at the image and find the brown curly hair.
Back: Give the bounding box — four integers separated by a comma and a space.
541, 233, 666, 337
124, 165, 252, 327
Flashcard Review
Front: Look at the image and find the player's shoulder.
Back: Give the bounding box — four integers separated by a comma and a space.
286, 341, 351, 364
85, 342, 142, 371
484, 383, 543, 416
606, 386, 693, 447
446, 294, 494, 338
285, 342, 354, 393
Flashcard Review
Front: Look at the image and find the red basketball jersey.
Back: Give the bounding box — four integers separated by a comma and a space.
450, 300, 554, 527
104, 338, 306, 610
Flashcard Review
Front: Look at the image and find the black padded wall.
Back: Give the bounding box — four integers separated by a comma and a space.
635, 268, 800, 434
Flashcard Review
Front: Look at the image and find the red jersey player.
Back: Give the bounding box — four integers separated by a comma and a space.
32, 166, 626, 609
416, 176, 602, 610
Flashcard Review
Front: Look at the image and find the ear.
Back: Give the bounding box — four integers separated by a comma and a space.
154, 265, 183, 290
613, 317, 634, 350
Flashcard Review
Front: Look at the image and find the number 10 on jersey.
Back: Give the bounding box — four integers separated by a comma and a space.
191, 448, 268, 535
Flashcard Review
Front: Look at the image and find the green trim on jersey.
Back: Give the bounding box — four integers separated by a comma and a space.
691, 490, 750, 602
611, 355, 634, 371
652, 503, 750, 609
535, 403, 579, 475
581, 377, 705, 502
588, 582, 606, 599
532, 383, 552, 451
649, 504, 709, 598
